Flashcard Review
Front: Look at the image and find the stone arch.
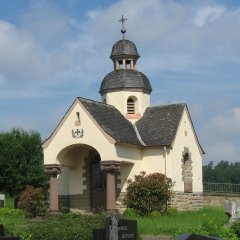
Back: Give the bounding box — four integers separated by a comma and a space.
57, 144, 106, 210
181, 147, 193, 193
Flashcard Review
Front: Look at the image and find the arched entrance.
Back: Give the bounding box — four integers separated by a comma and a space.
57, 144, 106, 210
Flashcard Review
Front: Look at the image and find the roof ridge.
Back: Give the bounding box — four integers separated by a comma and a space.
78, 97, 116, 109
149, 103, 186, 109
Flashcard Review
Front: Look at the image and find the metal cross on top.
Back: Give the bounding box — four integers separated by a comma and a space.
119, 14, 127, 38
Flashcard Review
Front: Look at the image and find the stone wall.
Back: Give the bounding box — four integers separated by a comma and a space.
116, 191, 204, 212
203, 193, 240, 207
59, 193, 91, 210
169, 192, 203, 211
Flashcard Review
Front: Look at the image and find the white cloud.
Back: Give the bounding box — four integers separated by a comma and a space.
0, 21, 51, 84
20, 1, 71, 48
86, 10, 100, 20
209, 107, 240, 135
201, 106, 240, 163
193, 6, 226, 27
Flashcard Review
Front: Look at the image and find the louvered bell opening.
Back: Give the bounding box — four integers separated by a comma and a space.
127, 98, 135, 114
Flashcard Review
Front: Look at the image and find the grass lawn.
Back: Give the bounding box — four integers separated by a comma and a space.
0, 206, 235, 240
128, 206, 229, 237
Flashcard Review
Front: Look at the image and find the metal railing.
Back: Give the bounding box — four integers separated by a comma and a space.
203, 182, 240, 194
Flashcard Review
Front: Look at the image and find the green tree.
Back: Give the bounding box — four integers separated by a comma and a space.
0, 128, 48, 198
203, 161, 240, 184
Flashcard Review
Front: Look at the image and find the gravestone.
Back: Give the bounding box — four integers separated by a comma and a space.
224, 200, 240, 223
93, 228, 106, 240
176, 233, 222, 240
0, 194, 5, 208
93, 214, 137, 240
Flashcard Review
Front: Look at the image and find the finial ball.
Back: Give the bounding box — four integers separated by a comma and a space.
121, 28, 126, 34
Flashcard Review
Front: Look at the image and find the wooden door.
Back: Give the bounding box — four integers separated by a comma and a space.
91, 164, 106, 209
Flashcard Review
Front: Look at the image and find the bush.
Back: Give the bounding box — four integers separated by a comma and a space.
166, 208, 178, 216
28, 213, 105, 240
59, 204, 70, 214
0, 208, 25, 219
148, 211, 162, 218
18, 185, 47, 217
123, 208, 139, 219
124, 171, 174, 216
0, 208, 26, 226
5, 226, 33, 240
231, 220, 240, 237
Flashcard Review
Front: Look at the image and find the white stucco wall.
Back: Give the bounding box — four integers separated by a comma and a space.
102, 91, 150, 117
170, 107, 203, 192
115, 143, 143, 192
116, 144, 170, 192
43, 99, 120, 165
58, 147, 90, 195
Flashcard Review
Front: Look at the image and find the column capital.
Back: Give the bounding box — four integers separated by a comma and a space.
100, 161, 120, 173
44, 164, 62, 176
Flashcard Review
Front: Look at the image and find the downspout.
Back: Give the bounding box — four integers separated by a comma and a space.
164, 146, 167, 176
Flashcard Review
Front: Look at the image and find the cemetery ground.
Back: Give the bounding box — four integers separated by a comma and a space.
1, 199, 239, 240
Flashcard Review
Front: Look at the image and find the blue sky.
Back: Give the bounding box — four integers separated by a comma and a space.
0, 0, 240, 164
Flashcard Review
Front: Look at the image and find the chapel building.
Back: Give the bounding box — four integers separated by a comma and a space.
43, 18, 204, 212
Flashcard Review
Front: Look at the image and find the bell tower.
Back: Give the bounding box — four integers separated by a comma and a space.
99, 15, 152, 122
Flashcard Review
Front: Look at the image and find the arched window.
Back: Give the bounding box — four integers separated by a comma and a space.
127, 98, 135, 114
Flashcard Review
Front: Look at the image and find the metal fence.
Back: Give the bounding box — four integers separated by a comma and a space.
203, 182, 240, 194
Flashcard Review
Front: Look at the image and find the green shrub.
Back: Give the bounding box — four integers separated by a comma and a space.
0, 208, 29, 239
231, 220, 240, 237
0, 208, 26, 226
59, 204, 70, 214
5, 226, 33, 240
148, 211, 162, 218
18, 185, 47, 218
200, 217, 238, 239
0, 208, 25, 219
166, 208, 178, 216
28, 213, 105, 240
123, 208, 139, 218
124, 171, 174, 216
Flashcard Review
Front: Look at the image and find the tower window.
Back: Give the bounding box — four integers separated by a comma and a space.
118, 60, 123, 69
127, 98, 135, 114
126, 60, 131, 69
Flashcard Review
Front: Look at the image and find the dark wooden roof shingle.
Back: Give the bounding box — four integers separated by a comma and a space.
110, 39, 140, 60
136, 104, 185, 146
99, 69, 152, 95
79, 98, 141, 145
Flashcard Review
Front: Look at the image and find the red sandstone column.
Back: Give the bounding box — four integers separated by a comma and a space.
44, 164, 62, 212
101, 161, 120, 210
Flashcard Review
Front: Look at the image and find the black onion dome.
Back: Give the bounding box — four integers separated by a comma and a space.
99, 69, 152, 95
110, 39, 140, 60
